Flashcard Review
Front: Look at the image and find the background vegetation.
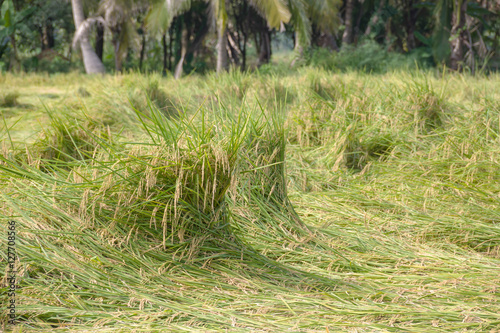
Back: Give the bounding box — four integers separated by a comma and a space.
0, 0, 499, 75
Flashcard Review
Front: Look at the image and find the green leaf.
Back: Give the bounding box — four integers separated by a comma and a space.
307, 0, 341, 33
16, 7, 36, 23
415, 31, 431, 47
249, 0, 291, 28
1, 0, 14, 28
2, 8, 11, 28
466, 3, 492, 28
287, 0, 311, 47
146, 0, 193, 34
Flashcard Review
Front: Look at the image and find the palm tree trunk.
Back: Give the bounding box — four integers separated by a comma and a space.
71, 0, 105, 74
168, 23, 175, 71
174, 26, 187, 79
342, 0, 355, 45
41, 20, 55, 50
139, 32, 146, 72
253, 12, 271, 67
258, 29, 271, 66
8, 33, 19, 72
227, 31, 241, 65
216, 26, 228, 73
162, 33, 168, 75
95, 23, 104, 61
241, 31, 247, 71
214, 0, 229, 73
291, 31, 304, 67
113, 38, 122, 72
450, 0, 468, 70
404, 0, 417, 51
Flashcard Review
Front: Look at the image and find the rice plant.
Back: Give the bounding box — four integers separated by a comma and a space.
0, 92, 20, 108
1, 69, 500, 331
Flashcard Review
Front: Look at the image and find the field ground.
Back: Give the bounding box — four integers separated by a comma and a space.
1, 69, 500, 332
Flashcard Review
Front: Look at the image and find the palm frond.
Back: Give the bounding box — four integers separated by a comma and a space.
248, 0, 291, 28
146, 1, 173, 33
308, 0, 341, 33
167, 0, 194, 14
117, 18, 140, 63
287, 0, 311, 47
146, 0, 193, 34
207, 0, 228, 31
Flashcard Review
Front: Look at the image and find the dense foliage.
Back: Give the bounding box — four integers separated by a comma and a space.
0, 0, 498, 74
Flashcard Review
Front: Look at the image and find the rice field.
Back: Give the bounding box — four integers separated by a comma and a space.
1, 68, 500, 332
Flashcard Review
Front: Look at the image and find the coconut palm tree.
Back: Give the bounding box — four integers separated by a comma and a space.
211, 0, 291, 72
73, 0, 143, 72
147, 0, 189, 76
449, 0, 468, 70
287, 0, 341, 54
342, 0, 355, 45
432, 0, 469, 70
146, 0, 290, 74
212, 0, 229, 72
71, 0, 106, 73
146, 0, 202, 77
101, 0, 142, 72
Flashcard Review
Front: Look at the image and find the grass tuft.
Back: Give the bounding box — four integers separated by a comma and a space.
76, 87, 91, 98
0, 92, 20, 107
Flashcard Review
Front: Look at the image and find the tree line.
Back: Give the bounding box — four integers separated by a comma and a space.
0, 0, 498, 75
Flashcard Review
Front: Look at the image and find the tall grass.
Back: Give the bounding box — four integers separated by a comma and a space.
1, 69, 500, 331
